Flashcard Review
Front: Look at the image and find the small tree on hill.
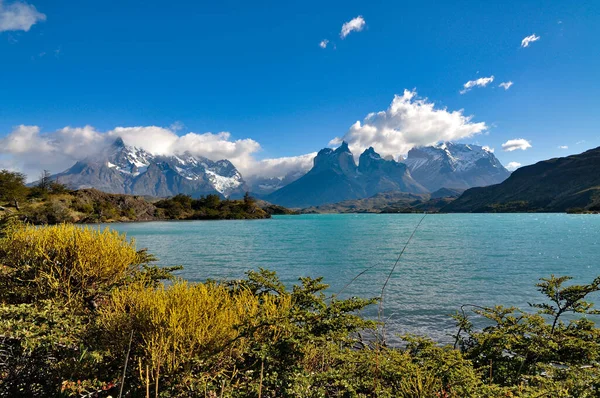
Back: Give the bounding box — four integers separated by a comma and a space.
243, 192, 256, 212
37, 169, 52, 192
0, 170, 28, 210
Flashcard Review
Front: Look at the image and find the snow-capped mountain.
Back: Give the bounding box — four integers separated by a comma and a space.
402, 142, 510, 191
52, 138, 248, 198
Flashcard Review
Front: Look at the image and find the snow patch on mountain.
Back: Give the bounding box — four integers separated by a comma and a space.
403, 142, 510, 191
60, 138, 248, 197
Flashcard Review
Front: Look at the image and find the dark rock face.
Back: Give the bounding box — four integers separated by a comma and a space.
358, 147, 426, 197
265, 143, 427, 208
52, 139, 248, 198
403, 142, 510, 192
444, 146, 600, 212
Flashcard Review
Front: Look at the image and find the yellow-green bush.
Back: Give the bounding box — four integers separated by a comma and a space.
100, 280, 292, 390
0, 221, 141, 305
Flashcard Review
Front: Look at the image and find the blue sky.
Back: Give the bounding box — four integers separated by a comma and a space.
1, 0, 599, 177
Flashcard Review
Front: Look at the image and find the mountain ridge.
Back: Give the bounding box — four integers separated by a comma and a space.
403, 142, 510, 191
265, 143, 427, 208
444, 146, 600, 212
51, 138, 248, 198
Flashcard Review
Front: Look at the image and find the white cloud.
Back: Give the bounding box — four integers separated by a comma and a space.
169, 121, 185, 132
0, 124, 267, 179
576, 140, 586, 145
502, 138, 532, 152
558, 145, 568, 149
0, 124, 318, 181
521, 34, 540, 48
506, 162, 522, 171
482, 146, 494, 153
460, 76, 494, 94
249, 153, 317, 179
340, 16, 365, 39
319, 39, 329, 49
499, 81, 513, 90
329, 89, 488, 159
0, 0, 46, 32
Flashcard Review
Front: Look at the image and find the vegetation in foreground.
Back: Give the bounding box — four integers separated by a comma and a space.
0, 169, 276, 224
1, 217, 600, 397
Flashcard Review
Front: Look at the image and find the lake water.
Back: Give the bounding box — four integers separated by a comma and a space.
102, 214, 600, 343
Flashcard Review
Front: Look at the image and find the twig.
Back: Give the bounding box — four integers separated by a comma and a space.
118, 330, 134, 398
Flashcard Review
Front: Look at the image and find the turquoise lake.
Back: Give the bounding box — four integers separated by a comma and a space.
103, 213, 600, 342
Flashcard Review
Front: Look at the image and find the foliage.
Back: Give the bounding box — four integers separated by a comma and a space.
155, 193, 271, 220
1, 168, 280, 223
1, 220, 600, 396
0, 170, 28, 210
454, 275, 600, 393
0, 222, 144, 305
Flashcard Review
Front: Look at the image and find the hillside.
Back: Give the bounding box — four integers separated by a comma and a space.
4, 187, 274, 224
445, 146, 600, 213
301, 189, 457, 214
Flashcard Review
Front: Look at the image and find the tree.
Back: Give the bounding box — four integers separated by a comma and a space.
243, 191, 256, 212
204, 194, 221, 208
0, 170, 28, 210
37, 169, 52, 191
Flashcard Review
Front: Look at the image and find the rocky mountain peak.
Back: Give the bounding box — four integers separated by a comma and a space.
334, 141, 351, 153
266, 143, 426, 207
52, 140, 248, 198
112, 137, 126, 148
313, 142, 357, 174
403, 142, 510, 191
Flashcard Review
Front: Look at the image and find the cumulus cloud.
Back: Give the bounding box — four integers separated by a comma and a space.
0, 0, 46, 32
0, 124, 319, 181
482, 146, 494, 153
249, 153, 317, 179
558, 145, 568, 149
340, 16, 365, 38
506, 162, 522, 171
499, 81, 513, 90
460, 76, 494, 94
502, 138, 532, 152
319, 39, 329, 49
0, 125, 269, 179
521, 34, 540, 48
329, 89, 488, 159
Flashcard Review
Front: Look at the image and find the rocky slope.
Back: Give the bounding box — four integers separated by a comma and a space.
301, 188, 460, 214
444, 146, 600, 212
52, 138, 248, 198
403, 142, 510, 191
266, 143, 427, 208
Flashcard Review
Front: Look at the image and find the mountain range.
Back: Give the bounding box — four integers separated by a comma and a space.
52, 138, 248, 198
265, 142, 428, 208
444, 146, 600, 213
49, 138, 513, 206
403, 142, 510, 191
